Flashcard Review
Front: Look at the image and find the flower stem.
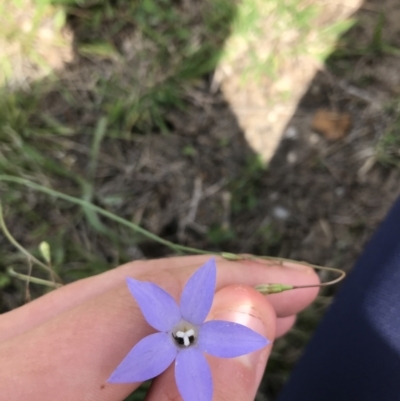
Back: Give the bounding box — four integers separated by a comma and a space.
7, 267, 62, 288
249, 255, 346, 289
0, 175, 210, 256
223, 254, 346, 292
0, 174, 346, 291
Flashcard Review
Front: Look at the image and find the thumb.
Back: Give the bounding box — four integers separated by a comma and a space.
147, 285, 275, 401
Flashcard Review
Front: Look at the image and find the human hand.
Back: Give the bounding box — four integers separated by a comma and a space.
0, 255, 319, 401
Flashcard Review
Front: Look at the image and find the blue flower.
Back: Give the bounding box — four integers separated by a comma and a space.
108, 258, 269, 401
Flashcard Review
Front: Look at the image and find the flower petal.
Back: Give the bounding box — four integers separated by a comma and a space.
108, 332, 177, 383
180, 258, 216, 325
126, 277, 181, 331
175, 348, 213, 401
198, 320, 269, 357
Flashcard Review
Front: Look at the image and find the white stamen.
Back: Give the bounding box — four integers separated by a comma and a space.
174, 328, 196, 346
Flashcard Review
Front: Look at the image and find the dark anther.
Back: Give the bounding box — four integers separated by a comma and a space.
174, 336, 184, 345
172, 333, 196, 346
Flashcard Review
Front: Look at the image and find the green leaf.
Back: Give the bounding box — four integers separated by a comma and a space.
78, 42, 118, 60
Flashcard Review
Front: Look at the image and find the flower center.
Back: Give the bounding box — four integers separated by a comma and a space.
171, 320, 198, 347
173, 329, 195, 346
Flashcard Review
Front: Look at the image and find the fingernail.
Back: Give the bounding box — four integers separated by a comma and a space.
213, 304, 266, 334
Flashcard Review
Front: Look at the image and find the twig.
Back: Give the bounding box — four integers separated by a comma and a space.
25, 258, 32, 302
178, 176, 203, 241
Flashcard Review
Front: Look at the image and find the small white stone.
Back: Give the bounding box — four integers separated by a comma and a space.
272, 206, 290, 220
287, 151, 297, 164
269, 192, 279, 201
284, 126, 298, 139
335, 187, 345, 197
309, 133, 320, 145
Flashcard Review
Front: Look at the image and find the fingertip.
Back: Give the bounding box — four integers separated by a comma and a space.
209, 285, 276, 343
266, 269, 320, 317
147, 285, 275, 401
208, 285, 275, 395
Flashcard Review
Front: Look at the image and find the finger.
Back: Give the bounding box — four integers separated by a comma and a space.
255, 261, 320, 317
125, 258, 320, 318
0, 255, 210, 341
0, 270, 165, 401
275, 315, 296, 338
0, 256, 319, 342
146, 285, 275, 401
0, 259, 316, 400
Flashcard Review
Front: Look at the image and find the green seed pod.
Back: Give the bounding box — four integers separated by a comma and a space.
221, 252, 242, 261
254, 283, 294, 294
39, 241, 51, 265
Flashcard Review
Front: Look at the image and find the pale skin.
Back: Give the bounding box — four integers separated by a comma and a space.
0, 255, 320, 401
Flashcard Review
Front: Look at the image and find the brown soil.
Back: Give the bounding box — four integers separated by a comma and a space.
96, 0, 400, 275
